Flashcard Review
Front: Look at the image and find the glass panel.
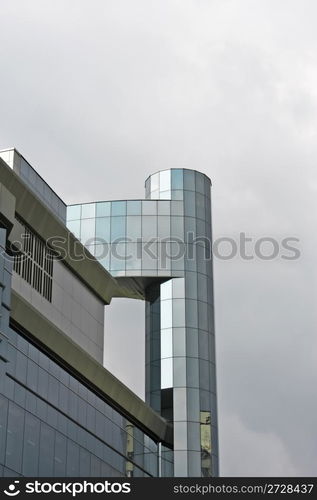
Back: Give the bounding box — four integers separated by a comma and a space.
184, 170, 195, 191
199, 359, 210, 391
171, 216, 184, 240
81, 203, 96, 219
39, 423, 54, 476
161, 358, 173, 389
159, 170, 171, 192
187, 358, 199, 388
158, 216, 170, 239
198, 301, 208, 331
171, 201, 184, 216
173, 328, 186, 357
195, 172, 205, 194
142, 200, 157, 215
111, 201, 126, 216
142, 242, 158, 271
174, 421, 187, 451
150, 172, 159, 191
157, 200, 170, 215
126, 216, 141, 240
161, 329, 173, 359
161, 279, 172, 301
161, 299, 172, 329
171, 190, 184, 201
173, 357, 186, 387
200, 411, 212, 477
173, 299, 185, 327
171, 169, 183, 190
96, 202, 111, 217
184, 191, 196, 217
160, 191, 171, 200
110, 217, 125, 242
67, 205, 81, 221
95, 217, 110, 242
185, 272, 197, 299
127, 200, 141, 215
5, 402, 24, 473
126, 243, 142, 270
23, 413, 40, 476
196, 193, 205, 220
142, 216, 157, 240
80, 219, 95, 246
110, 242, 126, 271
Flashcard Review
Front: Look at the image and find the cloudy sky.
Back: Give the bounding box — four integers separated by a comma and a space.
1, 0, 317, 476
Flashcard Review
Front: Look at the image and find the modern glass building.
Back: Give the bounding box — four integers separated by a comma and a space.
0, 148, 218, 477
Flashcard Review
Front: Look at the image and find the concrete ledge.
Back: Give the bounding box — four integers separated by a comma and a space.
10, 291, 173, 447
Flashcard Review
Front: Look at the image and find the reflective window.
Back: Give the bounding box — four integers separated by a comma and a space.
125, 243, 142, 270
184, 191, 196, 217
161, 329, 172, 359
161, 300, 172, 329
183, 170, 196, 191
110, 217, 126, 242
142, 216, 157, 240
127, 200, 141, 215
126, 216, 141, 241
150, 173, 159, 192
171, 169, 183, 190
174, 421, 187, 451
111, 201, 126, 216
159, 170, 171, 192
173, 328, 186, 357
171, 190, 184, 201
173, 358, 186, 387
158, 216, 170, 239
187, 358, 199, 388
161, 358, 173, 389
80, 219, 96, 246
196, 193, 205, 220
81, 204, 96, 219
195, 172, 205, 194
95, 217, 111, 242
142, 201, 157, 215
171, 217, 184, 240
96, 202, 111, 217
172, 299, 185, 327
157, 201, 170, 216
67, 205, 81, 221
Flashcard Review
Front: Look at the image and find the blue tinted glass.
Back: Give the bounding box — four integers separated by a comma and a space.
184, 170, 195, 191
96, 202, 111, 217
111, 201, 126, 216
110, 217, 126, 242
171, 169, 183, 190
67, 205, 81, 221
95, 217, 110, 242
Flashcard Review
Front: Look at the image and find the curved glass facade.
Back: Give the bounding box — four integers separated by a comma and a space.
67, 169, 218, 477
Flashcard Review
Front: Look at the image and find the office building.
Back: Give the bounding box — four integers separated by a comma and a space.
0, 148, 218, 477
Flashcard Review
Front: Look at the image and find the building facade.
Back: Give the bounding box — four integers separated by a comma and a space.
0, 148, 218, 477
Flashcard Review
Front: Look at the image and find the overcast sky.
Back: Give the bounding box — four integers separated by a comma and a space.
1, 0, 317, 476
